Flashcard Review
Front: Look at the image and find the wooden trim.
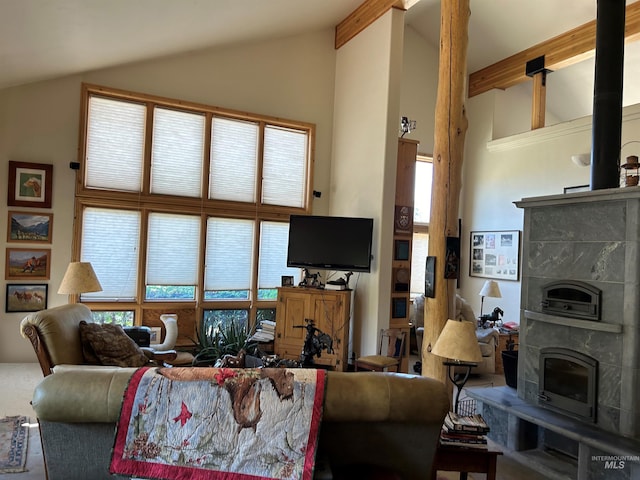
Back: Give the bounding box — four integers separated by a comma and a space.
531, 71, 547, 130
468, 1, 640, 98
335, 0, 409, 49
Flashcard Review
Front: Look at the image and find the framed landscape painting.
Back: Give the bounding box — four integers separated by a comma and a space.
7, 211, 53, 243
7, 161, 53, 208
6, 284, 48, 313
5, 248, 51, 280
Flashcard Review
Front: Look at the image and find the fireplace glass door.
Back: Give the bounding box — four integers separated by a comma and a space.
538, 347, 597, 423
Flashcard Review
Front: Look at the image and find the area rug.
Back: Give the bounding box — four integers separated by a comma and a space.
0, 416, 29, 473
111, 366, 326, 480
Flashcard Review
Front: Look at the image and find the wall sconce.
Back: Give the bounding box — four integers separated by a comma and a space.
571, 153, 591, 167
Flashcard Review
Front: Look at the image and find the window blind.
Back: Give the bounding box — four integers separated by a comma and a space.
258, 221, 298, 289
81, 207, 140, 300
209, 117, 258, 202
86, 96, 145, 192
146, 213, 201, 285
205, 218, 254, 291
262, 126, 307, 208
151, 107, 205, 197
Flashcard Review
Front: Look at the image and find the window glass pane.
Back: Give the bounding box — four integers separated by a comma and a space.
262, 126, 307, 208
146, 213, 200, 287
202, 309, 249, 333
86, 96, 145, 192
81, 207, 140, 300
258, 221, 298, 300
414, 160, 433, 224
91, 311, 134, 326
205, 218, 254, 294
209, 117, 258, 202
257, 308, 276, 322
146, 285, 196, 300
411, 232, 429, 296
151, 107, 205, 197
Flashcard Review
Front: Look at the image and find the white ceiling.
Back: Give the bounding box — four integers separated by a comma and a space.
2, 0, 639, 123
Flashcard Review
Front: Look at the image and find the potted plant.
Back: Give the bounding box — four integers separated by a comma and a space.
192, 317, 258, 367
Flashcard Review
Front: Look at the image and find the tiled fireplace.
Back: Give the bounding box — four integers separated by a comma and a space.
516, 187, 640, 440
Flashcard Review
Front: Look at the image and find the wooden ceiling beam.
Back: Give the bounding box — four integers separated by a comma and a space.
335, 0, 416, 49
468, 1, 640, 98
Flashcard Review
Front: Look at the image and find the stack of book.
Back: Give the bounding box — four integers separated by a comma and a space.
440, 411, 490, 449
249, 320, 276, 342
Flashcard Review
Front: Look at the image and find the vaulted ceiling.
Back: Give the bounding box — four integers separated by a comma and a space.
2, 0, 639, 123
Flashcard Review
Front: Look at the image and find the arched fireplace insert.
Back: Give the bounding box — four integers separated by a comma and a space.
538, 347, 598, 423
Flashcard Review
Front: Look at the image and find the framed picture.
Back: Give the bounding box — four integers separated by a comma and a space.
394, 239, 410, 261
7, 211, 53, 243
470, 230, 520, 281
7, 161, 53, 208
392, 297, 408, 319
149, 327, 162, 345
425, 256, 436, 298
281, 275, 294, 287
564, 185, 590, 194
444, 236, 460, 280
5, 248, 51, 280
6, 284, 48, 313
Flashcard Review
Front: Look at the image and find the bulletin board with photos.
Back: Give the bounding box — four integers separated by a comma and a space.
470, 230, 520, 281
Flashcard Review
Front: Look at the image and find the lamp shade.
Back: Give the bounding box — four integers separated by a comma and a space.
58, 262, 103, 295
479, 280, 502, 298
431, 319, 482, 363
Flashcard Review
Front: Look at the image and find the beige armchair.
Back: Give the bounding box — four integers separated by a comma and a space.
412, 294, 498, 375
20, 304, 178, 376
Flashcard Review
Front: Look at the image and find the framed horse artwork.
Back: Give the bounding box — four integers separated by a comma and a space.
5, 248, 51, 280
6, 284, 48, 313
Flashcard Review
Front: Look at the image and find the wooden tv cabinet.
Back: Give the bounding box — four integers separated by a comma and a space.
274, 287, 351, 371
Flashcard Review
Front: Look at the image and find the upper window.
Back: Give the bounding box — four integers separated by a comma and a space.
411, 156, 433, 296
75, 84, 314, 322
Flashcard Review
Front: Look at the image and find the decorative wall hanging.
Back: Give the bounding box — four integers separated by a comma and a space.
470, 230, 520, 281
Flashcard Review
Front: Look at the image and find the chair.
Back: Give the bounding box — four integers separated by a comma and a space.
19, 304, 178, 376
355, 328, 406, 372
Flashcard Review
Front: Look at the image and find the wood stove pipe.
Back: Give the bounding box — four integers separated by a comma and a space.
590, 0, 626, 190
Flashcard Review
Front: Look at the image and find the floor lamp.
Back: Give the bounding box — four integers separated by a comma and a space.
432, 319, 483, 414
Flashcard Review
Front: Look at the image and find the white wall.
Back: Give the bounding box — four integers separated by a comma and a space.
0, 30, 342, 362
460, 87, 640, 322
331, 9, 406, 357
399, 25, 439, 156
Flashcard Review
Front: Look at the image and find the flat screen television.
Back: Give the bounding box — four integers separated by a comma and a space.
287, 215, 374, 272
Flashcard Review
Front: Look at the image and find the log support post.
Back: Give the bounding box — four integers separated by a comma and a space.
422, 0, 470, 389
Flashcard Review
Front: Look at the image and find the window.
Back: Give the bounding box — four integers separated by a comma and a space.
411, 156, 433, 295
75, 84, 314, 330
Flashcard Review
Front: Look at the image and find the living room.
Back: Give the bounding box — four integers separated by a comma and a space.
2, 1, 640, 477
4, 0, 640, 365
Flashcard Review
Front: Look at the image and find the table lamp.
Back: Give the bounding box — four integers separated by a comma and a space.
479, 280, 501, 317
58, 262, 103, 298
432, 319, 482, 413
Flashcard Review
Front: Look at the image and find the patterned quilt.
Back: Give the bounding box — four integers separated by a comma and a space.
110, 367, 326, 480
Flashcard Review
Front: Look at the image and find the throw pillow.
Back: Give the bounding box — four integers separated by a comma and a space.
79, 321, 149, 367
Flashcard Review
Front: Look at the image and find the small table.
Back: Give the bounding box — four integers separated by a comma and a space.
431, 443, 503, 480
